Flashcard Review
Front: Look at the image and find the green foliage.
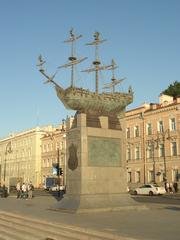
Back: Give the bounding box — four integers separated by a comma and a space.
162, 81, 180, 98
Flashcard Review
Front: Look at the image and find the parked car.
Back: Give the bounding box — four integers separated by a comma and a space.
133, 184, 166, 196
49, 185, 65, 192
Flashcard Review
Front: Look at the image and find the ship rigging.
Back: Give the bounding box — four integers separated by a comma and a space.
37, 29, 133, 116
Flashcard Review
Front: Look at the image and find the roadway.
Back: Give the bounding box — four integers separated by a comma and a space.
131, 193, 180, 206
0, 191, 180, 240
10, 188, 180, 206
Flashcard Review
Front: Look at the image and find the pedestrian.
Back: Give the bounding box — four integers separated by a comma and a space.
27, 181, 34, 199
169, 182, 173, 193
21, 183, 27, 199
173, 182, 178, 193
16, 181, 21, 199
2, 184, 7, 198
165, 182, 169, 192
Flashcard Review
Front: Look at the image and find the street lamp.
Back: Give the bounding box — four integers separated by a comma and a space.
146, 138, 158, 183
57, 146, 61, 198
3, 141, 12, 189
156, 129, 176, 183
156, 129, 170, 183
146, 129, 175, 185
139, 112, 146, 184
45, 133, 61, 197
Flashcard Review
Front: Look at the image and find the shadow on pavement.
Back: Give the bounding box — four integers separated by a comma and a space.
165, 206, 180, 211
49, 190, 64, 201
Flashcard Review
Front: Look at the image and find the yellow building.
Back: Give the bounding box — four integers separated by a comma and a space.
126, 94, 180, 189
41, 125, 66, 188
0, 125, 61, 189
40, 118, 78, 188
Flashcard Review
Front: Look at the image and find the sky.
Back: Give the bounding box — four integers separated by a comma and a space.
0, 0, 179, 138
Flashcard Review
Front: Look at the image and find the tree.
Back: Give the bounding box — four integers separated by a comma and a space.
161, 81, 180, 98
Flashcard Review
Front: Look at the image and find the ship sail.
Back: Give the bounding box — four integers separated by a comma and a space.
58, 57, 87, 69
82, 32, 111, 94
58, 28, 87, 87
103, 78, 126, 92
103, 59, 126, 93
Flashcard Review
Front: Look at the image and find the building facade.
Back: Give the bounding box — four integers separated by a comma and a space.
41, 126, 66, 187
0, 97, 179, 191
0, 125, 62, 188
126, 94, 180, 189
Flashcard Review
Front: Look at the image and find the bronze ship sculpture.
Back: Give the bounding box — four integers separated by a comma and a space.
37, 29, 133, 116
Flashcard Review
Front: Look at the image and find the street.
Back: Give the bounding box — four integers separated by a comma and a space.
131, 193, 180, 206
9, 188, 180, 206
0, 191, 179, 239
33, 189, 180, 207
8, 187, 180, 205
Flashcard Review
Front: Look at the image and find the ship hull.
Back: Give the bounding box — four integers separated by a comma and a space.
55, 86, 133, 115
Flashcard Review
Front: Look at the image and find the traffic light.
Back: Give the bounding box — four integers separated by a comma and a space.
59, 168, 63, 176
56, 165, 60, 176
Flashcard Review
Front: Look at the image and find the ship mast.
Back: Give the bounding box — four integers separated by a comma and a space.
103, 59, 126, 93
58, 29, 87, 87
82, 32, 111, 94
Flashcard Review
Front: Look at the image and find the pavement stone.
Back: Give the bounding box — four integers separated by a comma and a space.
0, 194, 180, 240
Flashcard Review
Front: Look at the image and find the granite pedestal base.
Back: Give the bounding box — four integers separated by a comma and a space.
52, 193, 147, 213
54, 113, 146, 213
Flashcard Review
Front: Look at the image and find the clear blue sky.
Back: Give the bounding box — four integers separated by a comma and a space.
0, 0, 179, 138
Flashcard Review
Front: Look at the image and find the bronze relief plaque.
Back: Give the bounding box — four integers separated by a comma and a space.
88, 136, 121, 167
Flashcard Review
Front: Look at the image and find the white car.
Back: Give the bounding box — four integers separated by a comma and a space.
134, 184, 166, 196
49, 185, 65, 192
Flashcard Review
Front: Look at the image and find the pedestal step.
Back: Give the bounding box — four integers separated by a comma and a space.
0, 211, 134, 240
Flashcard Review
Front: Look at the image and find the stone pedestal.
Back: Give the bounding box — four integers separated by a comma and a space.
54, 113, 143, 213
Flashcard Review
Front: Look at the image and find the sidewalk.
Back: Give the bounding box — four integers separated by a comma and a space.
162, 192, 180, 199
0, 195, 180, 240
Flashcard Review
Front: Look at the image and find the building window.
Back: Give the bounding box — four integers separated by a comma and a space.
22, 150, 24, 157
135, 171, 141, 183
172, 169, 179, 182
47, 144, 50, 152
158, 121, 164, 133
128, 171, 132, 183
159, 144, 165, 157
147, 145, 153, 159
56, 142, 60, 150
47, 159, 50, 167
159, 170, 164, 182
126, 128, 130, 138
43, 144, 47, 153
135, 146, 140, 160
170, 118, 176, 131
134, 126, 140, 137
171, 142, 177, 156
43, 159, 46, 167
146, 123, 152, 135
148, 170, 154, 183
29, 148, 32, 157
126, 146, 131, 161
